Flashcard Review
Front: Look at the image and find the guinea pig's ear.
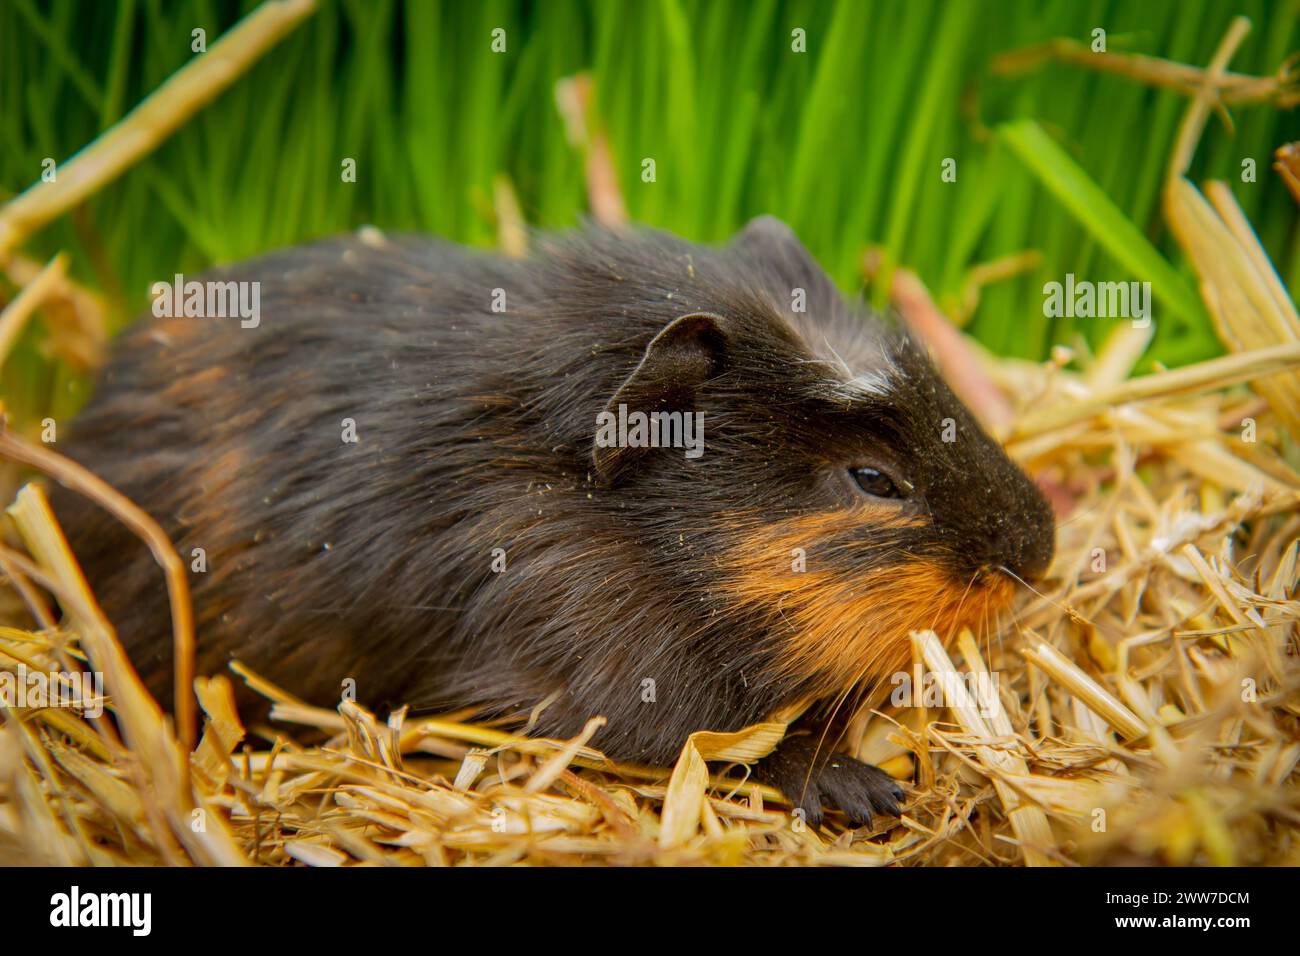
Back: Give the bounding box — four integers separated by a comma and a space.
729, 215, 838, 310
593, 311, 726, 486
730, 215, 816, 269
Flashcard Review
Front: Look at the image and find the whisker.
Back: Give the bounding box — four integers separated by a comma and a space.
997, 564, 1096, 628
951, 567, 982, 639
1053, 499, 1104, 530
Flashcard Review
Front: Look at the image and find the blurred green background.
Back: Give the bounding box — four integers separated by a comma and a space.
3, 0, 1300, 423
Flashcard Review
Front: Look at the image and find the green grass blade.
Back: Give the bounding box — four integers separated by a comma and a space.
999, 117, 1207, 327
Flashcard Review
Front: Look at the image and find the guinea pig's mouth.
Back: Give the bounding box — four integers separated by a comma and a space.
727, 530, 1022, 697
988, 563, 1049, 597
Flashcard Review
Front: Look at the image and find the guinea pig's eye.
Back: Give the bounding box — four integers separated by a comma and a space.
849, 466, 903, 500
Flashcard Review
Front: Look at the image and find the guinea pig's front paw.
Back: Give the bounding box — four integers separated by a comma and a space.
754, 733, 906, 829
815, 755, 906, 829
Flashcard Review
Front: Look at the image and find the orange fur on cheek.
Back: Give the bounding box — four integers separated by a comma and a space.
726, 512, 1015, 697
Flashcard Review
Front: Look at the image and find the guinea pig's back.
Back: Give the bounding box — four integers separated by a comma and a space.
51, 233, 525, 711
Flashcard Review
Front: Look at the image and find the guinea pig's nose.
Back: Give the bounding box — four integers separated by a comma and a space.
1010, 533, 1053, 582
1002, 491, 1056, 583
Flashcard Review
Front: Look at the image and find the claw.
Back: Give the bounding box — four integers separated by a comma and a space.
755, 732, 907, 829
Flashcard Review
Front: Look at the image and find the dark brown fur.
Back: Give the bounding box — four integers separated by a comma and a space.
53, 217, 1054, 825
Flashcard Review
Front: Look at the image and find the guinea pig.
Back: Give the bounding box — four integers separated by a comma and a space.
53, 216, 1055, 827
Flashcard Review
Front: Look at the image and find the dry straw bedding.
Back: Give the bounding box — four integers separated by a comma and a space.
0, 340, 1296, 867
0, 5, 1298, 866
